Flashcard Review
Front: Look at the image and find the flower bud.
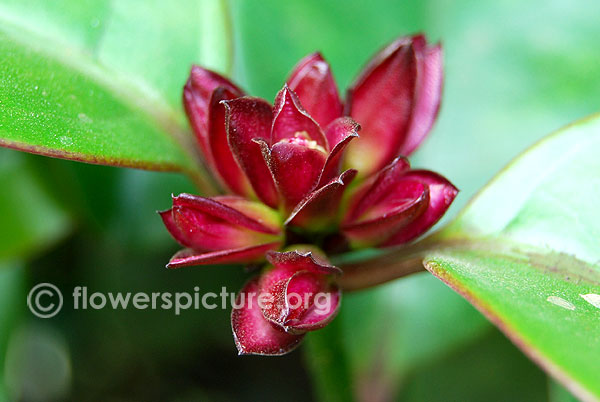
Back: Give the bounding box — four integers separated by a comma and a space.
231, 247, 341, 355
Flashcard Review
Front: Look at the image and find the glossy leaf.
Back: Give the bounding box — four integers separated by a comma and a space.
425, 114, 600, 401
0, 0, 232, 183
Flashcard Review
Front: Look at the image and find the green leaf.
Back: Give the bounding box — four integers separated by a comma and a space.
0, 0, 231, 182
425, 114, 600, 401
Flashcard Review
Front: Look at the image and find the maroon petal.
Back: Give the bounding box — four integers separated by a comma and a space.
319, 117, 360, 185
161, 194, 282, 252
286, 170, 357, 230
384, 170, 458, 246
260, 270, 338, 334
166, 243, 281, 268
344, 36, 417, 176
344, 157, 411, 221
259, 249, 341, 333
262, 138, 328, 214
159, 209, 189, 246
271, 85, 328, 149
265, 250, 342, 276
183, 66, 243, 166
232, 278, 304, 356
208, 87, 254, 197
342, 180, 430, 247
287, 52, 343, 128
401, 37, 443, 156
224, 97, 279, 208
173, 194, 280, 234
284, 274, 341, 332
213, 196, 281, 234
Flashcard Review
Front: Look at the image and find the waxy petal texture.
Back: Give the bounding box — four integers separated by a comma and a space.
287, 52, 343, 129
342, 157, 438, 247
283, 272, 341, 332
345, 37, 417, 176
224, 97, 279, 207
265, 249, 342, 277
402, 37, 443, 156
159, 194, 282, 258
232, 278, 304, 355
272, 86, 328, 148
208, 87, 253, 197
344, 157, 411, 220
183, 66, 243, 167
342, 180, 429, 247
319, 117, 360, 185
384, 170, 458, 246
259, 250, 341, 334
166, 243, 281, 268
287, 170, 357, 230
263, 138, 328, 214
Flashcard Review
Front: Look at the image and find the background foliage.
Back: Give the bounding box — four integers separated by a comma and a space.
1, 0, 599, 400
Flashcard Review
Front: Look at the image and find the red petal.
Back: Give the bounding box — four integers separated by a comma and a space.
213, 196, 281, 234
345, 36, 417, 176
286, 170, 357, 230
319, 117, 360, 185
208, 87, 254, 197
263, 138, 328, 213
401, 38, 443, 155
344, 157, 411, 220
183, 66, 243, 166
259, 250, 341, 333
162, 194, 282, 251
173, 194, 280, 234
167, 243, 281, 268
224, 97, 279, 208
384, 170, 458, 246
266, 250, 342, 276
287, 52, 343, 128
260, 271, 330, 334
232, 278, 304, 356
159, 209, 189, 246
271, 85, 328, 149
284, 274, 341, 332
342, 180, 430, 247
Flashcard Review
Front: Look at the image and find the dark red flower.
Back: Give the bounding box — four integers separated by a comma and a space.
223, 86, 359, 214
341, 157, 457, 247
288, 34, 443, 177
231, 248, 341, 355
161, 33, 457, 356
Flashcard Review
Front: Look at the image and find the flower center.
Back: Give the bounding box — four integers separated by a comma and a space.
285, 132, 327, 154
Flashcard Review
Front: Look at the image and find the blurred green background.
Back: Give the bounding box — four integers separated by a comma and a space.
1, 0, 598, 400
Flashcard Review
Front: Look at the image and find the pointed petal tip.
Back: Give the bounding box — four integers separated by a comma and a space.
287, 53, 343, 129
265, 249, 342, 276
286, 169, 357, 229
